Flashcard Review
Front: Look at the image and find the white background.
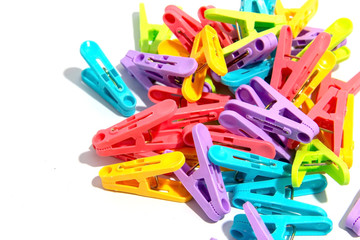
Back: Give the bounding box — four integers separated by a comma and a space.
0, 0, 359, 239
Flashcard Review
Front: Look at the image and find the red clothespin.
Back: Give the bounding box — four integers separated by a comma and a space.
163, 5, 203, 53
270, 25, 331, 101
182, 124, 276, 159
198, 5, 237, 47
115, 151, 159, 161
92, 99, 184, 157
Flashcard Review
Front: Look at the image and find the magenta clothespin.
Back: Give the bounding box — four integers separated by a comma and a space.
346, 195, 360, 236
174, 123, 231, 222
120, 50, 198, 90
243, 202, 274, 240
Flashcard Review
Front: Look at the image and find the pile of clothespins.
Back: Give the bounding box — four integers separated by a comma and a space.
78, 0, 360, 239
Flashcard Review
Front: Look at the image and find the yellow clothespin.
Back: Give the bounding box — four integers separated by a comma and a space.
275, 0, 318, 38
340, 94, 355, 168
333, 46, 351, 63
204, 8, 286, 55
292, 50, 336, 108
99, 152, 192, 202
139, 3, 172, 53
299, 97, 315, 114
182, 25, 227, 102
157, 39, 189, 57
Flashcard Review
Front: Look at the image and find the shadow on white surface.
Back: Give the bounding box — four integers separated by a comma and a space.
185, 199, 215, 224
314, 190, 328, 203
338, 189, 360, 238
92, 176, 103, 189
132, 11, 140, 52
222, 220, 237, 240
79, 146, 121, 167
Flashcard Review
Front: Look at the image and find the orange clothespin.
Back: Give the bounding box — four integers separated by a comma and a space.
99, 152, 192, 202
158, 39, 189, 57
181, 25, 227, 102
340, 94, 355, 168
270, 25, 331, 101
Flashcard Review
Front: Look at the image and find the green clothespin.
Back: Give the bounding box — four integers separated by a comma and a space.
292, 139, 350, 187
139, 3, 172, 53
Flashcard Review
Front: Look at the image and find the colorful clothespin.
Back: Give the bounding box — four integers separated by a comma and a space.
270, 25, 331, 101
221, 58, 274, 88
158, 39, 189, 57
163, 5, 203, 53
292, 139, 350, 187
139, 3, 172, 53
232, 174, 328, 216
114, 151, 159, 162
198, 5, 237, 47
92, 99, 184, 157
120, 50, 198, 90
174, 123, 231, 221
208, 145, 291, 191
275, 0, 318, 38
346, 195, 360, 236
241, 0, 276, 15
99, 152, 192, 202
204, 8, 286, 55
292, 27, 323, 48
340, 94, 354, 168
80, 41, 137, 117
231, 214, 332, 239
181, 25, 227, 102
182, 124, 276, 158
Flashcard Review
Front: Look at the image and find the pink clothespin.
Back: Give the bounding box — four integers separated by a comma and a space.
174, 123, 231, 221
114, 151, 159, 161
270, 25, 331, 101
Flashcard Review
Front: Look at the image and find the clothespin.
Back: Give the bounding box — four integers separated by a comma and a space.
275, 0, 318, 38
198, 5, 237, 47
292, 139, 350, 188
240, 0, 276, 15
182, 124, 276, 158
292, 27, 323, 48
163, 5, 203, 53
114, 151, 159, 162
158, 39, 189, 57
340, 94, 354, 168
182, 25, 227, 102
231, 213, 332, 239
346, 195, 360, 236
221, 58, 274, 89
232, 174, 328, 216
174, 123, 230, 221
80, 41, 137, 117
208, 145, 291, 191
139, 3, 172, 53
120, 50, 198, 90
99, 152, 192, 202
270, 25, 331, 101
92, 99, 184, 157
204, 8, 286, 55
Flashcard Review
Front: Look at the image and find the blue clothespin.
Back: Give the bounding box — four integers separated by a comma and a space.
80, 41, 137, 117
231, 214, 332, 239
208, 145, 291, 192
240, 0, 277, 15
232, 174, 328, 216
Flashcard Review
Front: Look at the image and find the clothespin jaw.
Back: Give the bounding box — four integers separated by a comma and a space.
232, 174, 328, 216
92, 99, 184, 156
158, 39, 189, 57
231, 214, 333, 239
163, 5, 203, 53
241, 0, 276, 15
139, 3, 172, 53
120, 50, 198, 90
80, 41, 137, 117
270, 25, 331, 101
346, 196, 360, 236
182, 25, 227, 102
292, 26, 324, 48
204, 8, 285, 55
174, 123, 230, 221
340, 94, 354, 168
292, 139, 350, 188
99, 152, 192, 202
275, 0, 318, 38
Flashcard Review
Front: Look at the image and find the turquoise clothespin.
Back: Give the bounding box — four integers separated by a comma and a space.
232, 174, 328, 216
240, 0, 276, 15
231, 214, 332, 239
208, 145, 291, 192
80, 41, 137, 117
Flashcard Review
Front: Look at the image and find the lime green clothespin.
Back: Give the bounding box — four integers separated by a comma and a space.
292, 139, 350, 187
139, 3, 172, 53
204, 8, 286, 56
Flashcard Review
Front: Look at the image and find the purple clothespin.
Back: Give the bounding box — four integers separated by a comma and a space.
346, 196, 360, 236
225, 33, 277, 72
174, 123, 231, 221
120, 50, 198, 90
243, 202, 274, 240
